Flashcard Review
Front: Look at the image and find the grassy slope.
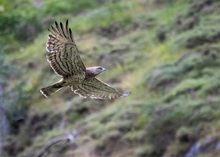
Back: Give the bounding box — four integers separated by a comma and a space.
4, 0, 220, 157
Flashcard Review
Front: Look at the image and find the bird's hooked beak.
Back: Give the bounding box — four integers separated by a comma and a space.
102, 67, 107, 72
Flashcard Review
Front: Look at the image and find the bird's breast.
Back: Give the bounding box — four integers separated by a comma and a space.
64, 74, 85, 85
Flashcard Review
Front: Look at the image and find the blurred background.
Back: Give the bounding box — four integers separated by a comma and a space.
1, 0, 220, 156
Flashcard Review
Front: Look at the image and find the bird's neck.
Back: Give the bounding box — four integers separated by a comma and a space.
85, 67, 99, 78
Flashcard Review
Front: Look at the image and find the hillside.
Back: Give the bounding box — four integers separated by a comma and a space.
1, 0, 220, 157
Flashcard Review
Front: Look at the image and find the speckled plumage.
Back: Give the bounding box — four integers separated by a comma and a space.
40, 20, 130, 99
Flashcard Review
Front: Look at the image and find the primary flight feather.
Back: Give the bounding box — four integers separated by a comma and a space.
40, 20, 130, 99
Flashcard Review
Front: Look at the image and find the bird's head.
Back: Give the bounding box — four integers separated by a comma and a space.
86, 66, 106, 76
93, 66, 106, 75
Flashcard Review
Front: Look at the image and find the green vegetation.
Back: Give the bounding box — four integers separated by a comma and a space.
1, 0, 220, 157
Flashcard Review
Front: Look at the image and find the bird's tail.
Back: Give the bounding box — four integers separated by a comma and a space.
40, 80, 64, 97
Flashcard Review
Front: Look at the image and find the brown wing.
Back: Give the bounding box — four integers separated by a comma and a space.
71, 78, 130, 99
46, 20, 86, 77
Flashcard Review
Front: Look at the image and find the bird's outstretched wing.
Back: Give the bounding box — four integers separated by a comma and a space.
46, 20, 86, 78
71, 78, 130, 99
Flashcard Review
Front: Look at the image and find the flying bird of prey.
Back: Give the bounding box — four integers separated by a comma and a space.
40, 20, 130, 99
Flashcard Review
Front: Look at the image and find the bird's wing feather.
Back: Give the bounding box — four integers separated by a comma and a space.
71, 78, 129, 99
46, 20, 86, 77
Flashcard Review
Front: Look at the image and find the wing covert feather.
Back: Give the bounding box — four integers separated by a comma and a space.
71, 78, 129, 99
46, 20, 86, 77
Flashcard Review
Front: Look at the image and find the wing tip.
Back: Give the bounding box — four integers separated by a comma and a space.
121, 91, 131, 97
40, 89, 49, 98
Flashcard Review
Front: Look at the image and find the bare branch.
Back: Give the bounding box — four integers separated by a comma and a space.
36, 130, 78, 157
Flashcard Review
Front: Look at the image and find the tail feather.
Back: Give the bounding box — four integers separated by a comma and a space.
40, 81, 64, 97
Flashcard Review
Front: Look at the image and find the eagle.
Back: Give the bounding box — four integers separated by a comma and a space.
40, 20, 130, 99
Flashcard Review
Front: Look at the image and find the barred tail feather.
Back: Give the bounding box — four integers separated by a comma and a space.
40, 81, 64, 97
